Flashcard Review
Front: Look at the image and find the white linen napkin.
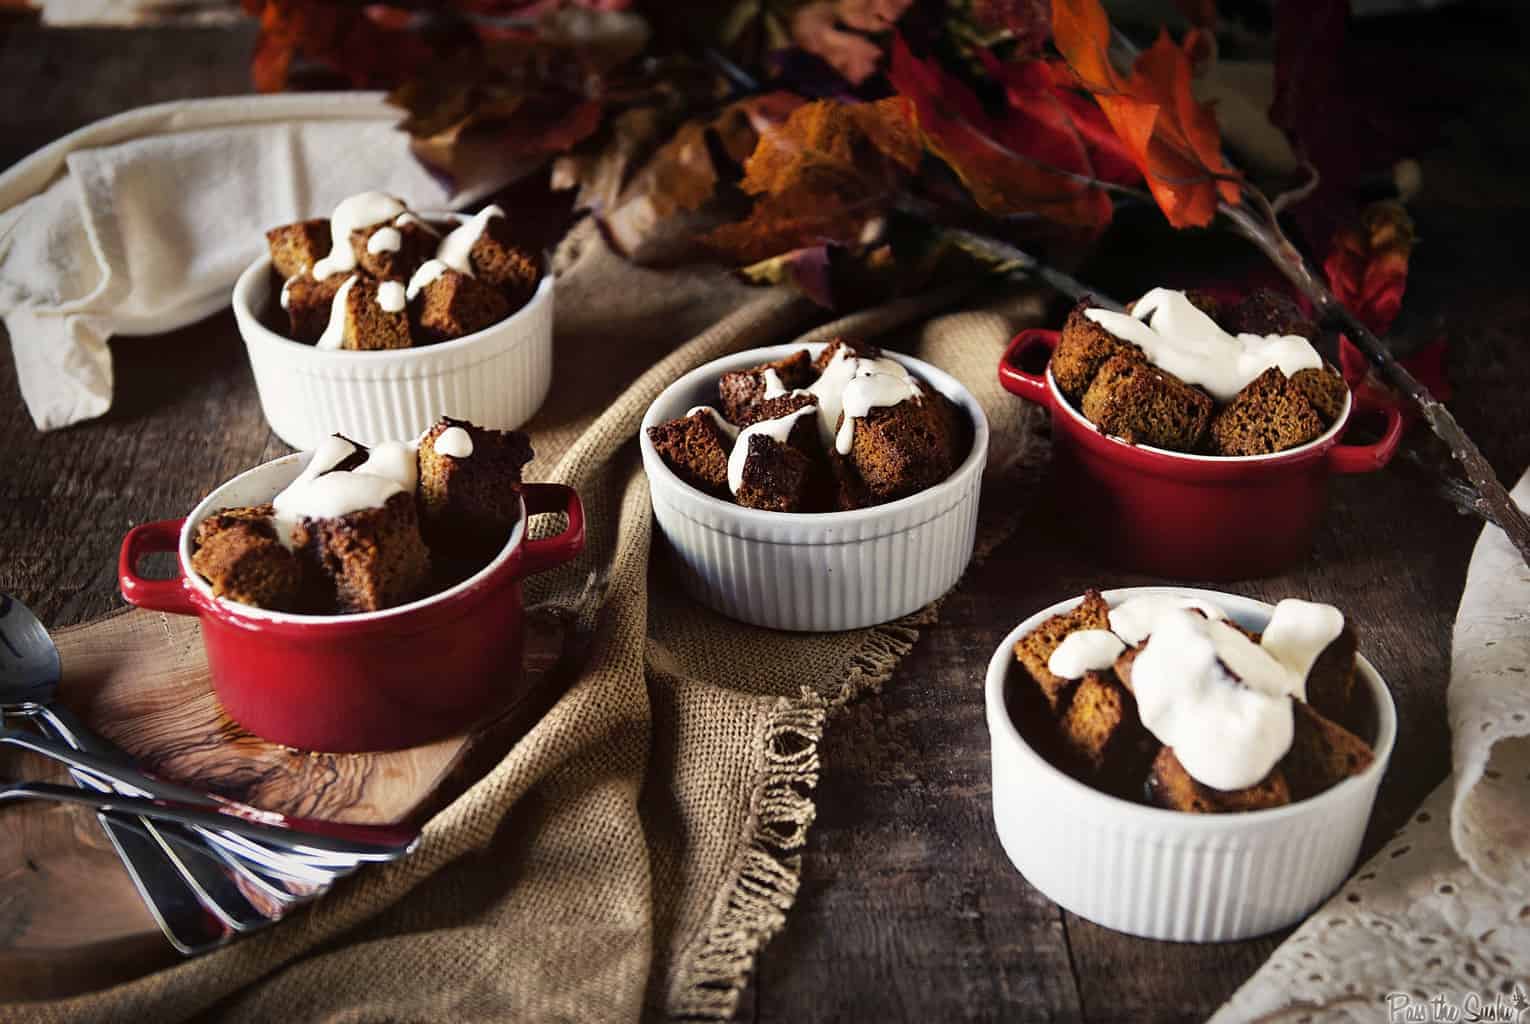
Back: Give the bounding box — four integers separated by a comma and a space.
0, 93, 511, 430
1212, 468, 1530, 1022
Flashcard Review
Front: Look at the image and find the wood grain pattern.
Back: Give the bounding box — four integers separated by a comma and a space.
0, 607, 570, 1002
3, 9, 1529, 1022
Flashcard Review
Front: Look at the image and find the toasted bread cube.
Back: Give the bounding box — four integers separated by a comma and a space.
417, 417, 535, 553
1281, 701, 1374, 800
1013, 590, 1113, 712
1290, 365, 1348, 425
280, 271, 344, 344
1304, 623, 1360, 727
647, 410, 734, 498
719, 350, 815, 426
351, 219, 438, 282
847, 397, 958, 503
1052, 301, 1135, 401
1209, 367, 1325, 456
334, 278, 413, 351
415, 267, 511, 343
1222, 289, 1318, 340
295, 491, 431, 614
1057, 672, 1158, 795
1112, 643, 1142, 695
826, 450, 872, 511
1081, 352, 1214, 451
1146, 747, 1291, 813
735, 424, 817, 513
191, 506, 302, 611
811, 337, 880, 374
266, 219, 331, 279
470, 216, 540, 307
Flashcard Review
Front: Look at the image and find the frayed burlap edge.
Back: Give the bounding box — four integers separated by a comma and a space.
665, 416, 1049, 1020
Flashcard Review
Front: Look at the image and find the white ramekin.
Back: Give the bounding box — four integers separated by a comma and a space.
985, 586, 1397, 942
639, 343, 990, 632
232, 252, 554, 450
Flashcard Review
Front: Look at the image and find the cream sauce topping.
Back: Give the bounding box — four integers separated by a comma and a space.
685, 405, 740, 442
311, 192, 406, 281
1084, 287, 1322, 402
1048, 629, 1126, 679
1259, 599, 1346, 699
434, 426, 474, 459
805, 346, 923, 454
406, 259, 448, 301
1107, 593, 1228, 646
727, 405, 817, 495
315, 275, 358, 351
437, 205, 505, 275
366, 227, 402, 254
376, 280, 406, 314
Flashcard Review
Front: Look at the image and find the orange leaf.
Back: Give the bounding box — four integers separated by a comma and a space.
1325, 200, 1415, 336
704, 98, 918, 265
1051, 0, 1240, 227
888, 38, 1120, 227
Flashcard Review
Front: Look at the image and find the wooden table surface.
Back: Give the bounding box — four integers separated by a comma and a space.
3, 10, 1528, 1022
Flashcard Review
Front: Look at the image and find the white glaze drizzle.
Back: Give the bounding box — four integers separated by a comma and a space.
279, 274, 296, 310
726, 405, 817, 495
1108, 593, 1229, 646
1048, 629, 1126, 679
1084, 288, 1323, 402
406, 259, 448, 301
315, 275, 358, 351
376, 280, 406, 314
270, 439, 417, 544
434, 426, 474, 458
805, 346, 922, 453
366, 226, 402, 255
394, 211, 440, 236
836, 370, 922, 455
1131, 609, 1295, 791
311, 192, 406, 281
436, 204, 505, 275
761, 368, 811, 401
685, 405, 739, 442
1260, 599, 1346, 699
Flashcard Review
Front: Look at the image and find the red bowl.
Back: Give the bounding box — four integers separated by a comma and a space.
998, 328, 1404, 579
118, 451, 584, 753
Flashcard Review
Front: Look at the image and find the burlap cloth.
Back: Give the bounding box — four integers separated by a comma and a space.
14, 222, 1047, 1023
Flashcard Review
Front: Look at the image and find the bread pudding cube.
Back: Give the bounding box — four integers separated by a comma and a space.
1080, 353, 1214, 450
265, 219, 331, 279
1223, 289, 1319, 340
718, 350, 814, 426
811, 337, 880, 374
846, 397, 958, 503
1146, 746, 1291, 813
414, 266, 511, 343
1209, 367, 1325, 456
1052, 301, 1136, 401
735, 433, 816, 513
469, 216, 540, 307
351, 217, 438, 282
1281, 700, 1374, 800
325, 277, 413, 351
295, 491, 431, 614
280, 271, 344, 344
417, 417, 535, 553
1013, 590, 1113, 712
191, 505, 302, 611
648, 410, 735, 498
1057, 671, 1158, 795
1290, 365, 1348, 425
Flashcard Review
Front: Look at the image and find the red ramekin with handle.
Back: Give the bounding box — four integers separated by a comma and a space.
998, 328, 1404, 579
118, 451, 584, 753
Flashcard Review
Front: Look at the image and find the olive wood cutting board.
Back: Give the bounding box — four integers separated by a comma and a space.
0, 606, 571, 1004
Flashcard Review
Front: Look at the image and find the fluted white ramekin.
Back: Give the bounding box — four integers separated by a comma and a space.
232, 252, 554, 450
986, 587, 1396, 942
639, 343, 989, 632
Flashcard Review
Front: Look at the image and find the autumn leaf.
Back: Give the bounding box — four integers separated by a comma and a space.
1324, 200, 1414, 336
703, 98, 920, 265
889, 37, 1129, 227
1051, 0, 1240, 228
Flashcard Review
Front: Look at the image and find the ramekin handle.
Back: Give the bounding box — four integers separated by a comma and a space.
998, 329, 1060, 406
1329, 405, 1406, 474
119, 519, 198, 616
517, 484, 586, 578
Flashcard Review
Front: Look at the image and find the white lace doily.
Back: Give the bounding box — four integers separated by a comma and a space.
1213, 469, 1530, 1022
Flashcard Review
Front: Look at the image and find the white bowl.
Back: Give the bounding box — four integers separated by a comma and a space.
232, 253, 554, 450
985, 586, 1397, 942
639, 343, 989, 632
